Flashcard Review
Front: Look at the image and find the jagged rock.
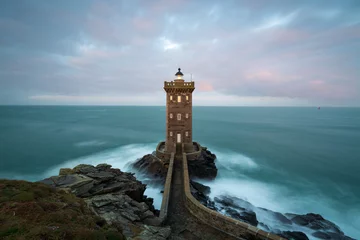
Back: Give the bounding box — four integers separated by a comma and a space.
130, 225, 171, 240
132, 154, 168, 184
289, 213, 343, 234
39, 163, 167, 240
278, 231, 309, 240
259, 207, 292, 225
214, 196, 259, 226
72, 164, 97, 174
96, 163, 112, 170
190, 180, 216, 210
312, 231, 355, 240
188, 148, 217, 179
59, 168, 73, 175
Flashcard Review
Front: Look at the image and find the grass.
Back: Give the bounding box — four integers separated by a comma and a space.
0, 179, 125, 240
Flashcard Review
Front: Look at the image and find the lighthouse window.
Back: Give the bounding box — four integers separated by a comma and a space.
186, 113, 189, 118
170, 95, 173, 101
177, 96, 181, 102
177, 113, 181, 120
170, 131, 173, 137
170, 113, 173, 118
186, 96, 189, 101
185, 131, 188, 137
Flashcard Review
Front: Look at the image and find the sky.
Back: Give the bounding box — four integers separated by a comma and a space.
0, 0, 359, 106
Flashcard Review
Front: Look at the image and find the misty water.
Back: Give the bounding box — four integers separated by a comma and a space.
0, 106, 359, 238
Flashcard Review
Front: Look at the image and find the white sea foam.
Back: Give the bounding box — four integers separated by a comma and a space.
197, 147, 360, 239
74, 140, 107, 147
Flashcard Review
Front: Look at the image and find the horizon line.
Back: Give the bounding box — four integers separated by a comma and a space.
0, 104, 359, 108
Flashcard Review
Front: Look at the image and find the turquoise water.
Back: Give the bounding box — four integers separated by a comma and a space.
0, 106, 359, 238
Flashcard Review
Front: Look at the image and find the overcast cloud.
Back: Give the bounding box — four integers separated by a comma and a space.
0, 0, 359, 106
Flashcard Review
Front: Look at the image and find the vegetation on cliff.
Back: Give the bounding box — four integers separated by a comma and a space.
0, 179, 125, 240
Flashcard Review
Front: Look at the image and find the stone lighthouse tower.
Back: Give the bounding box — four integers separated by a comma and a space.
164, 68, 195, 153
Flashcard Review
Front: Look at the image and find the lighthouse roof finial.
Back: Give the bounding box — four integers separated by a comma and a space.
175, 68, 184, 76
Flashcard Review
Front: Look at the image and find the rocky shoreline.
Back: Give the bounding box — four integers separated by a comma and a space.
132, 147, 355, 240
1, 146, 354, 240
39, 163, 171, 240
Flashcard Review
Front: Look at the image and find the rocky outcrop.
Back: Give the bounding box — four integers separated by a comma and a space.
214, 196, 259, 226
287, 213, 343, 233
131, 154, 168, 185
132, 147, 218, 182
278, 231, 309, 240
189, 185, 355, 240
39, 163, 168, 239
187, 147, 217, 179
189, 180, 216, 210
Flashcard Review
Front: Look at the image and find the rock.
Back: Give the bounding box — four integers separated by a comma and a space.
187, 148, 217, 179
312, 231, 355, 240
191, 181, 210, 195
258, 222, 270, 231
72, 164, 97, 174
133, 225, 171, 240
96, 163, 112, 170
259, 207, 292, 225
278, 231, 309, 240
190, 180, 216, 210
132, 154, 168, 184
290, 213, 343, 234
39, 163, 164, 239
214, 196, 258, 226
225, 208, 258, 226
59, 168, 73, 175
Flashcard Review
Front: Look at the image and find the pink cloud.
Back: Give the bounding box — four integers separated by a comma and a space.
197, 81, 214, 92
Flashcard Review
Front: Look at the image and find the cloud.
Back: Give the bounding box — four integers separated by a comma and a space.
0, 0, 359, 106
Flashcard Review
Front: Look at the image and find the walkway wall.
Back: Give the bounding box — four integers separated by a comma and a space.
182, 153, 285, 240
159, 152, 175, 222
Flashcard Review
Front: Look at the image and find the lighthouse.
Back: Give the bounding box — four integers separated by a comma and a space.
163, 68, 195, 153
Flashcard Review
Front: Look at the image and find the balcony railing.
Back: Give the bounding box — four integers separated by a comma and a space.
164, 81, 195, 88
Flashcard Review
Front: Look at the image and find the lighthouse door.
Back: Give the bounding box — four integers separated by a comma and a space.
177, 133, 181, 143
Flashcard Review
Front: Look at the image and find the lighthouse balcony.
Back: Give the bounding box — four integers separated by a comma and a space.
155, 141, 202, 161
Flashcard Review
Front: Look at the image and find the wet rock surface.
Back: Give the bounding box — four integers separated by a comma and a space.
187, 148, 218, 179
39, 163, 167, 239
132, 154, 168, 184
191, 183, 355, 240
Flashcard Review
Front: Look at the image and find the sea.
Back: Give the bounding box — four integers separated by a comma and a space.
0, 106, 359, 239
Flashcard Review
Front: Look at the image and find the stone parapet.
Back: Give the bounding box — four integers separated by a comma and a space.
159, 152, 175, 223
156, 142, 172, 161
182, 153, 285, 240
186, 142, 202, 161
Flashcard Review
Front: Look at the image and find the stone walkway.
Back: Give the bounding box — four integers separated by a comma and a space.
165, 153, 238, 240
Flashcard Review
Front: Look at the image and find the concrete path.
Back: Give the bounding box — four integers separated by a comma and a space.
165, 153, 238, 240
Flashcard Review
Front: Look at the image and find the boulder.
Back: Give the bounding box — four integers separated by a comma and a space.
290, 213, 343, 234
59, 168, 73, 175
278, 231, 309, 240
187, 148, 217, 179
214, 196, 259, 226
312, 231, 355, 240
190, 180, 216, 210
132, 154, 168, 184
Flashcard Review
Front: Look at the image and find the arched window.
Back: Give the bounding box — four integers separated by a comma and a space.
186, 95, 189, 101
170, 95, 173, 101
177, 96, 181, 102
170, 131, 173, 137
170, 113, 173, 118
186, 113, 189, 118
185, 131, 189, 137
177, 113, 181, 120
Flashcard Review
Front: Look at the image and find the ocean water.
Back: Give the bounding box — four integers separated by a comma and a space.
0, 106, 359, 238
